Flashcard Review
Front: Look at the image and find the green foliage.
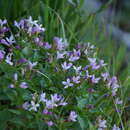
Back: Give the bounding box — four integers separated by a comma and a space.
0, 0, 129, 129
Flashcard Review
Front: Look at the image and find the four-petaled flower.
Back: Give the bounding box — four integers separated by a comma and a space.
29, 101, 40, 112
91, 75, 100, 84
57, 51, 66, 59
98, 119, 107, 129
61, 62, 72, 70
62, 78, 73, 88
72, 76, 80, 84
68, 111, 77, 122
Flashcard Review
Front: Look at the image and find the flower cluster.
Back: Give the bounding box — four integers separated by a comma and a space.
22, 92, 76, 126
0, 17, 123, 129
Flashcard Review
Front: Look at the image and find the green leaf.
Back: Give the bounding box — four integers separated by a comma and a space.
9, 117, 25, 127
77, 98, 87, 109
78, 115, 87, 130
8, 109, 21, 115
0, 109, 12, 129
22, 47, 32, 56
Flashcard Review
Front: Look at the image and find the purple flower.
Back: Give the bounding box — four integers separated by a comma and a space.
44, 94, 67, 109
91, 75, 100, 84
20, 82, 28, 89
0, 27, 9, 34
14, 20, 21, 29
61, 62, 72, 70
108, 76, 120, 96
115, 98, 123, 105
76, 44, 82, 49
0, 50, 4, 61
57, 51, 66, 59
51, 94, 61, 102
108, 76, 118, 86
47, 121, 54, 127
69, 55, 79, 62
101, 72, 109, 81
32, 26, 45, 34
34, 37, 40, 43
15, 45, 21, 49
82, 65, 89, 71
68, 111, 77, 122
88, 58, 100, 70
1, 35, 15, 46
14, 20, 28, 30
72, 76, 80, 84
45, 100, 58, 109
0, 19, 7, 26
17, 58, 27, 64
33, 37, 43, 46
29, 101, 39, 111
98, 119, 107, 129
69, 49, 80, 62
14, 17, 45, 35
112, 124, 120, 130
62, 78, 73, 88
53, 37, 67, 50
43, 42, 52, 49
40, 93, 46, 102
22, 102, 30, 110
42, 109, 49, 115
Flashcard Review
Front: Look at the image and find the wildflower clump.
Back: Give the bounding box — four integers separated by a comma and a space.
0, 17, 123, 129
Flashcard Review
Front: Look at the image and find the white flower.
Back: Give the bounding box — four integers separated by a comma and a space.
5, 53, 13, 66
87, 42, 95, 49
5, 35, 15, 45
14, 21, 20, 29
101, 72, 109, 81
68, 111, 77, 122
61, 62, 72, 70
28, 61, 37, 70
0, 19, 7, 26
73, 66, 82, 74
40, 93, 47, 102
62, 78, 73, 88
98, 119, 107, 128
27, 16, 38, 26
29, 101, 39, 112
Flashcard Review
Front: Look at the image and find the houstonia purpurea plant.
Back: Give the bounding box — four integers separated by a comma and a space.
0, 17, 124, 130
